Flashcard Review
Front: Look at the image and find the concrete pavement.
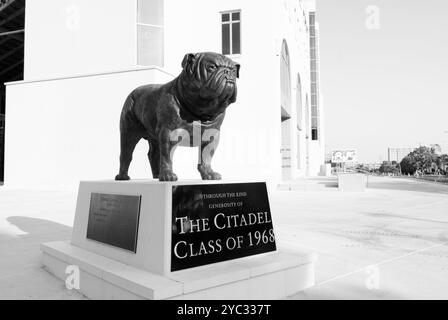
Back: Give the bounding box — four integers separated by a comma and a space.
275, 177, 448, 299
0, 177, 447, 299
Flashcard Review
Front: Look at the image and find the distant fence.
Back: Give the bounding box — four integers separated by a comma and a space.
336, 167, 379, 176
414, 175, 448, 184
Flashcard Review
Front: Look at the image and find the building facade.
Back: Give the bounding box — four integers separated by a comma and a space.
5, 0, 325, 186
0, 113, 4, 183
387, 147, 416, 163
0, 0, 25, 184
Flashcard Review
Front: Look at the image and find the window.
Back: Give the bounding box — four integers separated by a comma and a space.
311, 128, 318, 141
137, 0, 164, 67
309, 12, 320, 141
221, 11, 241, 55
296, 75, 303, 131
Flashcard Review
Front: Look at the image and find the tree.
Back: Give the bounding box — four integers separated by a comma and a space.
400, 146, 445, 175
379, 161, 399, 174
439, 154, 448, 175
400, 156, 417, 175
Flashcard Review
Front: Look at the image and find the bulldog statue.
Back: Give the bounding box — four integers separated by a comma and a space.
115, 52, 240, 181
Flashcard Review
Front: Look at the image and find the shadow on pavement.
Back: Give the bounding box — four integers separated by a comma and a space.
0, 217, 83, 299
293, 281, 406, 300
362, 211, 448, 226
5, 216, 72, 242
317, 180, 338, 188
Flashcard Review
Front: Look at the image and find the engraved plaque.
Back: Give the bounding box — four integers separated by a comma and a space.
171, 182, 276, 271
87, 193, 141, 252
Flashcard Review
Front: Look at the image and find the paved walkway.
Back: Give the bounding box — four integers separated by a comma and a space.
276, 177, 448, 299
0, 177, 447, 299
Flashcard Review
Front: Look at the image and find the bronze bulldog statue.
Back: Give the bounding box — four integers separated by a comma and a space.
115, 52, 240, 182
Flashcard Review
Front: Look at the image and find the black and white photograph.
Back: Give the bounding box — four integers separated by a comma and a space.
1, 0, 448, 307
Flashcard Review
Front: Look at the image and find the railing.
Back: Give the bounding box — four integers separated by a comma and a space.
334, 166, 378, 176
334, 165, 448, 185
414, 175, 448, 184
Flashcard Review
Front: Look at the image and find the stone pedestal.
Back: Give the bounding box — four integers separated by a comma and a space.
41, 180, 316, 299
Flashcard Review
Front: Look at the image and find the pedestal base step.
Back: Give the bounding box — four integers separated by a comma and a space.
41, 241, 316, 300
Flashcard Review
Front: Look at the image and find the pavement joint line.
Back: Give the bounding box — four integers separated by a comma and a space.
278, 239, 351, 260
395, 200, 448, 212
314, 241, 448, 288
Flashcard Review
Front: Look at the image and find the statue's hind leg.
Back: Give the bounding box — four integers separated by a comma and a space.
148, 139, 160, 179
115, 120, 142, 181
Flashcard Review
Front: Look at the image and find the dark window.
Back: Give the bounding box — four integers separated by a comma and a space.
309, 12, 320, 142
309, 13, 315, 25
311, 129, 318, 141
221, 11, 241, 55
222, 24, 230, 55
232, 22, 241, 54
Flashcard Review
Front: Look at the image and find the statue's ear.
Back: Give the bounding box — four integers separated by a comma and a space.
182, 53, 195, 69
235, 64, 240, 78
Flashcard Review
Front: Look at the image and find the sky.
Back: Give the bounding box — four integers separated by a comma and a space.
316, 0, 448, 163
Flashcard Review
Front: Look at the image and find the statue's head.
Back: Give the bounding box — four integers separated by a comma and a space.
179, 52, 240, 122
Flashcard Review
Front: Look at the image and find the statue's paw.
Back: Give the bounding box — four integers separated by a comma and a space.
159, 170, 178, 182
115, 174, 130, 181
200, 170, 222, 180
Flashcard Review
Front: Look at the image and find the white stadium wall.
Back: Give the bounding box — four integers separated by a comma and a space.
162, 0, 326, 180
5, 65, 282, 187
164, 0, 283, 182
5, 68, 172, 187
24, 0, 137, 80
5, 0, 324, 187
274, 0, 318, 178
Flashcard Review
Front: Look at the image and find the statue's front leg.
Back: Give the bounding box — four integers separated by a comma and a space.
158, 128, 178, 181
198, 132, 221, 180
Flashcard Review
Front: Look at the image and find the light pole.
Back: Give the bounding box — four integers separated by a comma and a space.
443, 131, 448, 175
444, 131, 448, 153
397, 149, 402, 175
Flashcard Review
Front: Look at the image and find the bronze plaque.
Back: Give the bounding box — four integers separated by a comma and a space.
87, 193, 141, 252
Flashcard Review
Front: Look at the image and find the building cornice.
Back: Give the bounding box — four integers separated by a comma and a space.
6, 66, 175, 86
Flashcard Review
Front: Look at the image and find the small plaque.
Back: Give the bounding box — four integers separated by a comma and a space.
171, 182, 276, 271
87, 193, 141, 252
